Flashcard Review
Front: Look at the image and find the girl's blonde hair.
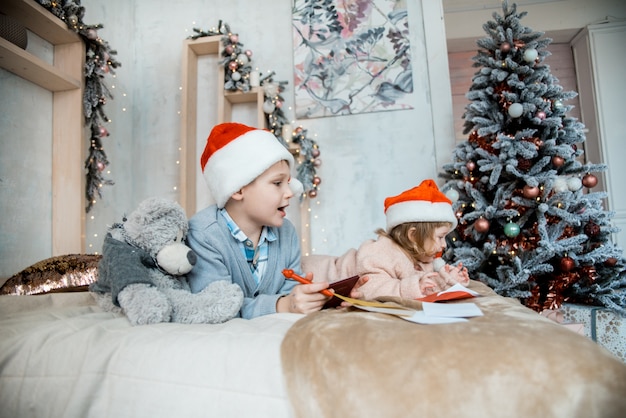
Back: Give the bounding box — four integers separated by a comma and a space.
376, 221, 452, 263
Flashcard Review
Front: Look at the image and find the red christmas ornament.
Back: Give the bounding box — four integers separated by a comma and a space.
605, 257, 618, 267
96, 161, 105, 171
311, 148, 320, 157
312, 176, 321, 185
560, 256, 575, 272
474, 218, 490, 233
522, 185, 540, 199
466, 161, 476, 171
99, 126, 109, 137
500, 42, 511, 53
551, 156, 564, 167
584, 222, 600, 237
228, 61, 238, 71
224, 45, 234, 55
536, 111, 546, 120
582, 173, 598, 188
229, 34, 239, 43
308, 189, 317, 198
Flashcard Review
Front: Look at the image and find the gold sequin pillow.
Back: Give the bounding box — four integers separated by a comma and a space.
0, 254, 102, 295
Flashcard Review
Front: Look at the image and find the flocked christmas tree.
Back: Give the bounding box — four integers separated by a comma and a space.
440, 2, 626, 315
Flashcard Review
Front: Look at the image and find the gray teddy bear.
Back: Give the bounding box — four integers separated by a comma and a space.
91, 197, 243, 325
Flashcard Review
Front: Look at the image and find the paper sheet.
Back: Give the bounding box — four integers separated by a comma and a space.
353, 300, 483, 324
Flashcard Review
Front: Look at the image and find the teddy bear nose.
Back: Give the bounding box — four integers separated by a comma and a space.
187, 251, 197, 266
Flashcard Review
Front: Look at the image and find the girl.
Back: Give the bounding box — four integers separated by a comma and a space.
303, 179, 469, 300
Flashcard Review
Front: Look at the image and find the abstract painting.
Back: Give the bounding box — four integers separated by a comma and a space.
292, 0, 414, 119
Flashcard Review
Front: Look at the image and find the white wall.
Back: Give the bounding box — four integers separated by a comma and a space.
0, 0, 454, 278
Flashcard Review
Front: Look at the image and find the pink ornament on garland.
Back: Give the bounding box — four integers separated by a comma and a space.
86, 29, 98, 40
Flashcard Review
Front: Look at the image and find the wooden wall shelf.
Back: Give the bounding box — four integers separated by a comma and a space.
180, 35, 265, 215
0, 0, 84, 255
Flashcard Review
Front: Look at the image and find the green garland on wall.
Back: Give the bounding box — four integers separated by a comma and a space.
189, 22, 323, 198
35, 0, 120, 212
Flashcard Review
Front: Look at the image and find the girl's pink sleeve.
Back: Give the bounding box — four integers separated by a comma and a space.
354, 239, 429, 300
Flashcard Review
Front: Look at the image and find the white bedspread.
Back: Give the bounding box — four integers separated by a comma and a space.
0, 292, 301, 418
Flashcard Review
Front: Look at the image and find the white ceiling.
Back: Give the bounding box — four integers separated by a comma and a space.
442, 0, 562, 14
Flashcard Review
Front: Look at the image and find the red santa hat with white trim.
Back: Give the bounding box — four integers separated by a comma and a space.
384, 179, 458, 231
200, 122, 302, 208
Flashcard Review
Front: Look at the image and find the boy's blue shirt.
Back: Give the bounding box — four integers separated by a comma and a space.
186, 205, 300, 319
219, 207, 274, 285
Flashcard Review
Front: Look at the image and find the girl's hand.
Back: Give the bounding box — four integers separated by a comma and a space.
339, 275, 369, 307
441, 264, 470, 286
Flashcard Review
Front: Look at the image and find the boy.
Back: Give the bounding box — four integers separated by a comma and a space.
187, 122, 330, 318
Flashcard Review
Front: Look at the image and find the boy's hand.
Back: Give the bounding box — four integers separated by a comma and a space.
278, 272, 330, 314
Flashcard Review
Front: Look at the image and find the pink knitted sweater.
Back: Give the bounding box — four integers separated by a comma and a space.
301, 235, 445, 300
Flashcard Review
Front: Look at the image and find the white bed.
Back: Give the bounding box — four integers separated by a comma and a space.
0, 291, 299, 417
1, 258, 626, 418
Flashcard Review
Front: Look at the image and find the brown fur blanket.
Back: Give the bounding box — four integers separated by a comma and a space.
281, 281, 626, 418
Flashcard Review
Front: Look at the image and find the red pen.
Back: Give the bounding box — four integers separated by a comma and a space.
282, 269, 334, 297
